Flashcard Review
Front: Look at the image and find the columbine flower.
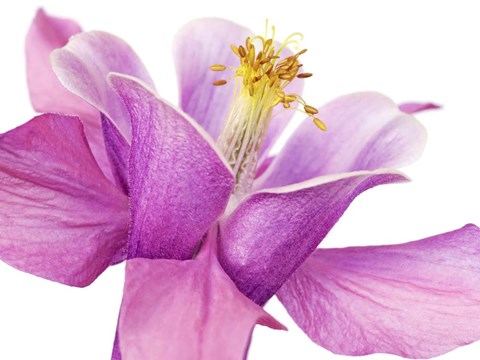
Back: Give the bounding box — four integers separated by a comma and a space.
1, 8, 479, 359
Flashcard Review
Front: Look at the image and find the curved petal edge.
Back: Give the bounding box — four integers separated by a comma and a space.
278, 224, 480, 358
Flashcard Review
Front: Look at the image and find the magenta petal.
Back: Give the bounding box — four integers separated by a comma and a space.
117, 235, 284, 360
109, 74, 235, 260
174, 18, 251, 139
51, 31, 155, 141
219, 170, 407, 305
256, 92, 427, 189
0, 114, 129, 286
399, 102, 441, 114
102, 115, 130, 195
278, 225, 480, 358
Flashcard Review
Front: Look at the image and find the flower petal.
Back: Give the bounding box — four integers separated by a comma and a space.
174, 18, 251, 140
277, 225, 480, 358
399, 102, 440, 114
218, 170, 407, 305
102, 115, 130, 195
26, 8, 84, 115
117, 232, 284, 360
109, 74, 235, 260
26, 9, 113, 182
256, 92, 427, 189
51, 31, 155, 141
0, 114, 129, 286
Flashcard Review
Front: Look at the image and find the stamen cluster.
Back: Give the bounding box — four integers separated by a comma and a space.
211, 34, 326, 130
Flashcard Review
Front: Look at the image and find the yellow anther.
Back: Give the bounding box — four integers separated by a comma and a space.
313, 117, 327, 131
272, 97, 282, 106
213, 80, 227, 86
248, 49, 255, 65
238, 45, 247, 58
210, 64, 226, 71
231, 45, 240, 57
296, 49, 307, 57
283, 102, 291, 109
277, 64, 291, 72
285, 94, 297, 102
297, 73, 312, 78
277, 58, 291, 67
279, 73, 294, 80
268, 75, 278, 87
304, 105, 318, 115
265, 63, 273, 74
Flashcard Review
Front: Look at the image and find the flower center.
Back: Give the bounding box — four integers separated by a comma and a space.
212, 26, 326, 200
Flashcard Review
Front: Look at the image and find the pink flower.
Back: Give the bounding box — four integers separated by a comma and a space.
0, 8, 478, 359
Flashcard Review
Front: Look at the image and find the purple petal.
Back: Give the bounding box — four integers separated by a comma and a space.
256, 92, 427, 189
174, 18, 251, 140
399, 102, 441, 114
109, 74, 235, 260
111, 333, 121, 360
26, 9, 113, 182
218, 170, 407, 305
51, 31, 155, 141
277, 224, 480, 358
117, 232, 284, 360
102, 114, 130, 195
0, 114, 129, 286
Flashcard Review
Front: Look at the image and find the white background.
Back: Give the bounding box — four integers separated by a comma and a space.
1, 0, 480, 359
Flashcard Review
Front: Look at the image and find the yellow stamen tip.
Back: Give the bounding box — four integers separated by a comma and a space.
213, 80, 227, 86
238, 45, 247, 58
210, 64, 226, 71
313, 117, 327, 131
297, 72, 312, 78
304, 105, 318, 115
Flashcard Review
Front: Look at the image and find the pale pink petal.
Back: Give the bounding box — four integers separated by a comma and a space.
26, 8, 87, 116
256, 92, 427, 189
26, 9, 113, 182
399, 102, 440, 114
117, 233, 284, 360
174, 18, 251, 139
51, 31, 155, 141
109, 74, 234, 260
277, 225, 480, 358
0, 114, 129, 286
219, 170, 407, 306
